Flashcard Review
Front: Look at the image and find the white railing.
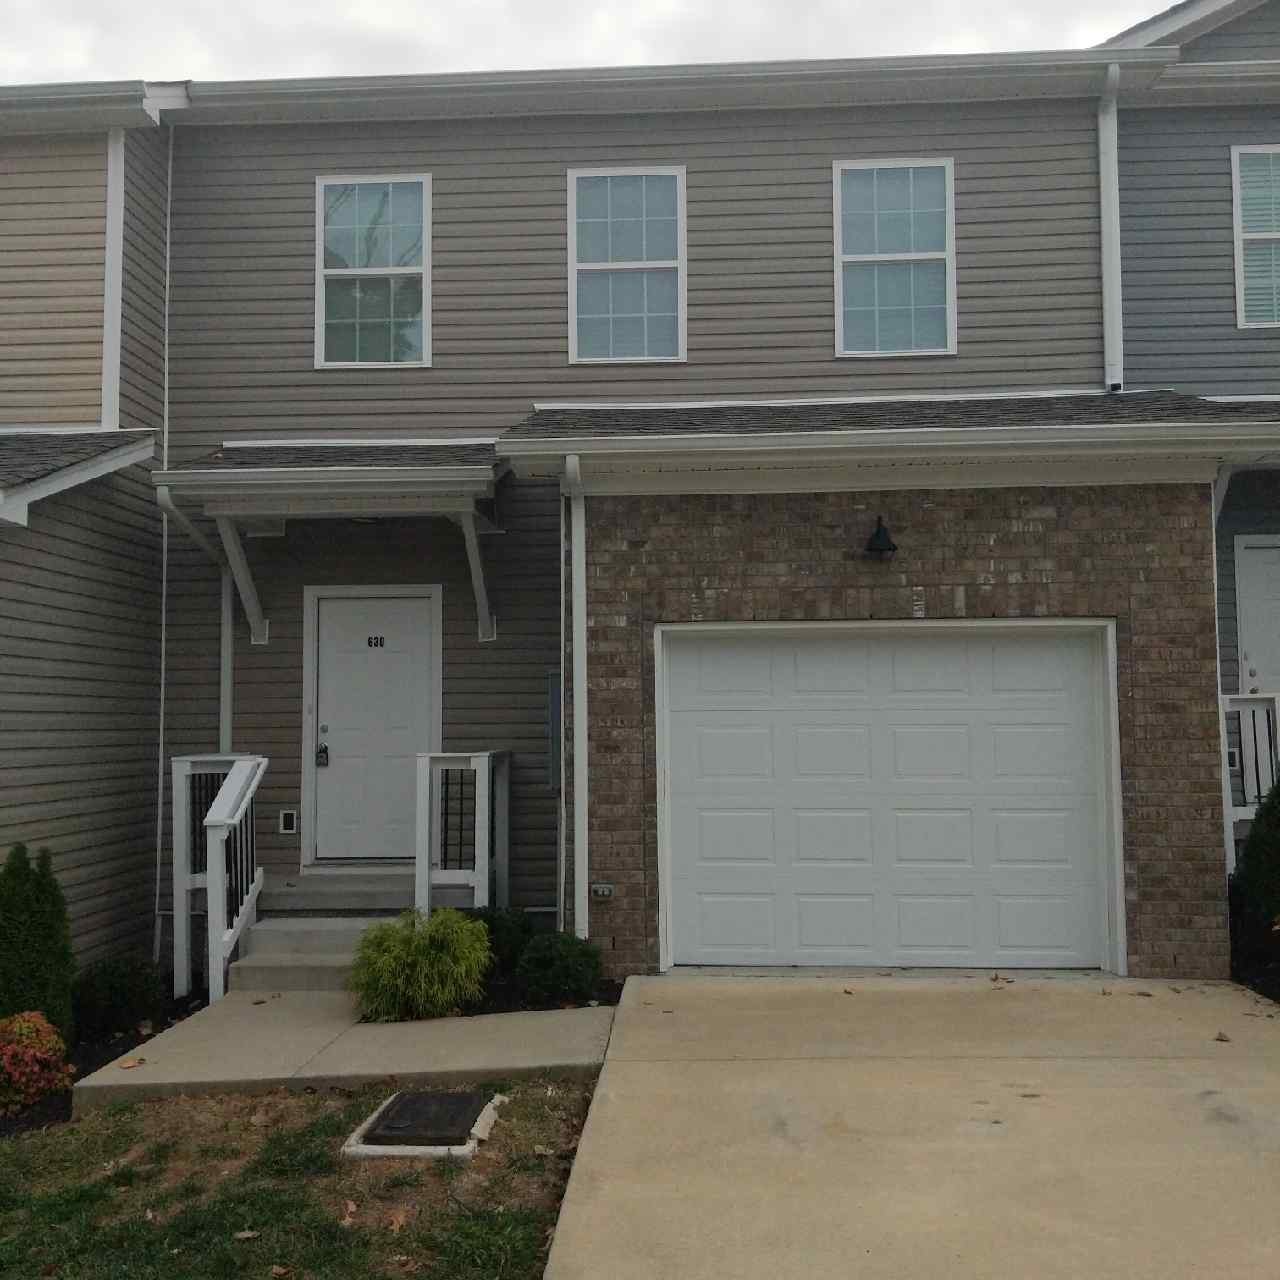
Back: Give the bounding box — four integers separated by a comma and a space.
414, 751, 511, 913
1223, 694, 1280, 824
171, 753, 268, 1001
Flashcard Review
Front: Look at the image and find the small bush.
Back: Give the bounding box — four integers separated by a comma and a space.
463, 907, 537, 978
72, 954, 166, 1043
515, 932, 603, 1007
0, 1011, 74, 1114
1231, 778, 1280, 969
0, 844, 75, 1040
349, 909, 491, 1021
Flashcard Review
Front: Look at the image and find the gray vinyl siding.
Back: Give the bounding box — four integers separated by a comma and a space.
0, 133, 106, 425
1184, 0, 1280, 60
0, 466, 162, 961
119, 128, 169, 432
166, 100, 1104, 456
1119, 106, 1280, 396
224, 480, 561, 907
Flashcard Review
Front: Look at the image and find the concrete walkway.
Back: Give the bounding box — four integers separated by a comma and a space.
72, 991, 613, 1113
547, 972, 1280, 1280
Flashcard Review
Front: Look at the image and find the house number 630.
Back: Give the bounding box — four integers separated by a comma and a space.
367, 635, 385, 647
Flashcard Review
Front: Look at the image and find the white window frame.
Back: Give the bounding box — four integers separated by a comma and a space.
567, 165, 688, 364
314, 173, 432, 369
832, 157, 957, 359
1231, 144, 1280, 330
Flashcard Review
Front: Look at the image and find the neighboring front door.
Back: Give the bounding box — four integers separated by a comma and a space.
1236, 538, 1280, 694
311, 590, 440, 861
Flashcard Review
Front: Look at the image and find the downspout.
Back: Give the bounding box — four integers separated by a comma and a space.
1098, 63, 1124, 392
564, 454, 589, 941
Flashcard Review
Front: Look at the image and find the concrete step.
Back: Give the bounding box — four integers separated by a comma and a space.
241, 916, 380, 957
228, 953, 355, 993
258, 873, 414, 916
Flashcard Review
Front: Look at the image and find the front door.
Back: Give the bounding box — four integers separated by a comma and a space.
1237, 538, 1280, 693
311, 590, 439, 861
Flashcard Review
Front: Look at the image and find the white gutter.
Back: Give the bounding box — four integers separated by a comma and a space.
564, 454, 589, 941
1098, 63, 1124, 392
155, 484, 222, 562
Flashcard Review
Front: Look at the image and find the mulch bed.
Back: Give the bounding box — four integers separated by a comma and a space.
0, 995, 204, 1141
472, 978, 623, 1016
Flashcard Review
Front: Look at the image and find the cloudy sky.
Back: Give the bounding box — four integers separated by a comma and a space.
1, 0, 1166, 86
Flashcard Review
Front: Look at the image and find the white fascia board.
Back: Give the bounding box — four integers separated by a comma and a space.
531, 386, 1105, 411
220, 436, 498, 448
1103, 0, 1266, 47
501, 420, 1280, 460
0, 435, 155, 526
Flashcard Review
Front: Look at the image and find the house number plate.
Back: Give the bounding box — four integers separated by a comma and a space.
367, 635, 385, 647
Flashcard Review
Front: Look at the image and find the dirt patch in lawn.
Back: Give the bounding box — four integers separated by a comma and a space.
0, 1073, 595, 1279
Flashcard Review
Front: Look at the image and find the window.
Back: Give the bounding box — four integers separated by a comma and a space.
315, 175, 429, 367
568, 167, 686, 362
833, 159, 956, 357
1233, 146, 1280, 328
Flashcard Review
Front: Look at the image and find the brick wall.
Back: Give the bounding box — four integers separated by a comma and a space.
577, 483, 1228, 980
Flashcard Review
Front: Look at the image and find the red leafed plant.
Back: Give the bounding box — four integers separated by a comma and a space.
0, 1011, 73, 1113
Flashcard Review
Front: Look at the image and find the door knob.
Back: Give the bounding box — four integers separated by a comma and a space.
1250, 686, 1260, 694
1249, 668, 1257, 678
315, 742, 330, 768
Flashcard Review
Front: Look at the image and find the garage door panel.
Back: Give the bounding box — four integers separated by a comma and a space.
666, 629, 1106, 968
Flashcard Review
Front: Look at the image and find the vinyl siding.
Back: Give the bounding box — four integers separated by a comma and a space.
0, 133, 106, 425
1184, 0, 1280, 60
224, 480, 561, 907
120, 128, 169, 432
0, 465, 162, 961
166, 99, 1104, 457
1119, 106, 1280, 396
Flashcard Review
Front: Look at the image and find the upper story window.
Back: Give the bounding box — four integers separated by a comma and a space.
1233, 146, 1280, 328
833, 159, 956, 357
315, 175, 430, 367
567, 167, 686, 363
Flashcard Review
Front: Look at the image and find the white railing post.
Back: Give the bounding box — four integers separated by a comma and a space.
206, 828, 228, 1001
414, 753, 432, 914
472, 752, 491, 909
171, 758, 192, 999
494, 753, 511, 909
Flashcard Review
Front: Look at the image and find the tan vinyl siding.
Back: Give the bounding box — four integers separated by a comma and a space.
1119, 107, 1280, 396
120, 129, 169, 432
0, 465, 161, 961
225, 481, 561, 906
1184, 0, 1280, 60
166, 100, 1103, 456
0, 133, 106, 425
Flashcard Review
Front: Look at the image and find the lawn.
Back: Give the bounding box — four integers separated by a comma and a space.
0, 1074, 595, 1279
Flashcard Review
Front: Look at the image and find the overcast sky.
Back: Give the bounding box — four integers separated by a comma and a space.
1, 0, 1166, 86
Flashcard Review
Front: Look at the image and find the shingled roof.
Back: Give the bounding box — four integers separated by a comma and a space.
503, 391, 1280, 444
0, 430, 154, 489
166, 441, 498, 471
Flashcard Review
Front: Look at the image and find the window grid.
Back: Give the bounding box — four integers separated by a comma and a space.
834, 158, 956, 358
315, 175, 430, 368
1233, 146, 1280, 329
568, 167, 687, 364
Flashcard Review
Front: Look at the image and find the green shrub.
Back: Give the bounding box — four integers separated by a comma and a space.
515, 932, 603, 1007
0, 1011, 73, 1114
1231, 778, 1280, 967
72, 954, 166, 1042
0, 844, 74, 1040
349, 909, 491, 1022
463, 906, 536, 978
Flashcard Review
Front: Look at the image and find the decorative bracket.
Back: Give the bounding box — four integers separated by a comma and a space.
454, 509, 497, 643
214, 516, 269, 645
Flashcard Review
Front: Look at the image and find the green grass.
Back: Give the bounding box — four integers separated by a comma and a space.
0, 1074, 594, 1279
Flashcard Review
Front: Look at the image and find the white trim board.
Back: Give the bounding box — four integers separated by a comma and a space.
566, 165, 688, 365
1231, 145, 1280, 331
300, 585, 443, 869
653, 618, 1128, 975
0, 434, 155, 526
100, 128, 125, 430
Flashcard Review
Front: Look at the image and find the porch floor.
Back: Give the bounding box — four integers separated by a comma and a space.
71, 991, 613, 1113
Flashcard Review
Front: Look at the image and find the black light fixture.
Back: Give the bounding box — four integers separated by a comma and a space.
864, 515, 897, 561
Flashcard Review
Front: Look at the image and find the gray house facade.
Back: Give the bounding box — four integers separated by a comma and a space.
3, 0, 1280, 987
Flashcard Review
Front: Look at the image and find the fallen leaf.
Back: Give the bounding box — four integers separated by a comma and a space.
252, 999, 267, 1006
270, 1267, 293, 1278
842, 988, 855, 995
1130, 991, 1154, 998
1215, 1031, 1232, 1043
533, 1144, 555, 1157
339, 1200, 358, 1229
144, 1208, 156, 1223
387, 1208, 411, 1235
233, 1230, 259, 1241
117, 1057, 146, 1070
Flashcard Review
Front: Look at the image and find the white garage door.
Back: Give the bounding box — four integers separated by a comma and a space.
664, 628, 1107, 968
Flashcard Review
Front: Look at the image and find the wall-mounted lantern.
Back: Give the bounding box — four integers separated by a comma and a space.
864, 516, 897, 561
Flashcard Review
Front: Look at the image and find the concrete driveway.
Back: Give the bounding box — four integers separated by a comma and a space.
546, 973, 1280, 1280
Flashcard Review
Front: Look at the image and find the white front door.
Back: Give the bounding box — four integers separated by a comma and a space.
1236, 538, 1280, 694
311, 591, 440, 861
664, 628, 1107, 968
